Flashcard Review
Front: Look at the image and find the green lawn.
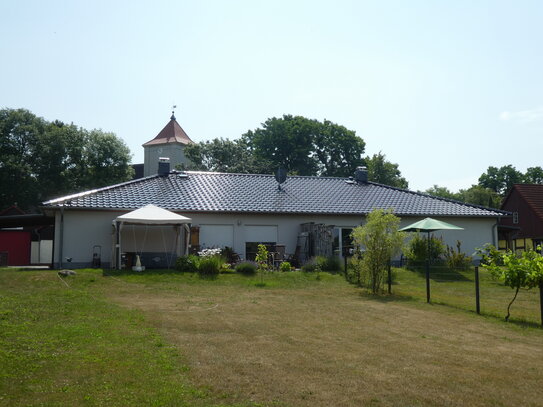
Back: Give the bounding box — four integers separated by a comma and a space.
1, 268, 542, 406
0, 269, 255, 407
393, 266, 543, 325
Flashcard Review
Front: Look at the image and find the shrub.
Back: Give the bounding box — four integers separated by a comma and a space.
444, 240, 472, 269
221, 246, 239, 264
301, 260, 319, 273
279, 261, 292, 272
404, 233, 445, 267
235, 261, 257, 275
350, 209, 405, 293
346, 255, 363, 285
175, 255, 200, 273
321, 256, 342, 273
198, 255, 224, 277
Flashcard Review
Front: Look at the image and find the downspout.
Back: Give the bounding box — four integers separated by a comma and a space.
492, 218, 499, 247
59, 207, 64, 269
115, 221, 121, 269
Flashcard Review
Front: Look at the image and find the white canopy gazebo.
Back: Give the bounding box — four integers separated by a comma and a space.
113, 204, 191, 269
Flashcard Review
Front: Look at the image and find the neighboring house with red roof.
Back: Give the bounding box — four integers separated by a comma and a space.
499, 184, 543, 252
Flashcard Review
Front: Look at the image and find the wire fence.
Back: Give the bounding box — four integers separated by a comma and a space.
391, 265, 543, 326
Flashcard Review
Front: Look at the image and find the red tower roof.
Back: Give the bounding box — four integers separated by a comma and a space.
142, 114, 193, 147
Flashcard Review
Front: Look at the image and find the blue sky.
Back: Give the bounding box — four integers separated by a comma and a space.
2, 0, 543, 191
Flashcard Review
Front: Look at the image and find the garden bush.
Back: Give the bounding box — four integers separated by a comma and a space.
235, 261, 257, 275
404, 233, 445, 267
198, 255, 224, 277
321, 256, 342, 273
175, 255, 200, 273
221, 246, 240, 264
444, 240, 472, 269
301, 259, 319, 273
279, 261, 292, 272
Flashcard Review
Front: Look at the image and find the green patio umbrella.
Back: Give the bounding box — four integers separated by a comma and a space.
400, 218, 464, 303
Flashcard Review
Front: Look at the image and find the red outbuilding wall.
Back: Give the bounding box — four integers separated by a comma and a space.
0, 231, 31, 266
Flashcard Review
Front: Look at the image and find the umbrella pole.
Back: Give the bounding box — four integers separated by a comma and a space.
426, 231, 431, 303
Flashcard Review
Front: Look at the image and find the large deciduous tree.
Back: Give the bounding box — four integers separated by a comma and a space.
424, 185, 460, 201
424, 184, 501, 208
0, 108, 45, 209
186, 115, 408, 187
312, 119, 366, 177
524, 166, 543, 184
458, 185, 501, 208
243, 115, 366, 177
478, 165, 523, 196
0, 108, 133, 210
364, 152, 408, 188
183, 137, 271, 174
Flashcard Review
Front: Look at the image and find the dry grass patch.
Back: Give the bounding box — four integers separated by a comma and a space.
105, 272, 543, 407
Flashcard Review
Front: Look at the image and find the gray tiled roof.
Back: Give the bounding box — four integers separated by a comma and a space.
42, 171, 508, 217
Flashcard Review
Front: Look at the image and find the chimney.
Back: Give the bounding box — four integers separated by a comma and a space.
354, 166, 368, 183
158, 157, 170, 176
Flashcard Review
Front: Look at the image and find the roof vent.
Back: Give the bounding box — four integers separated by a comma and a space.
158, 157, 170, 176
354, 166, 368, 183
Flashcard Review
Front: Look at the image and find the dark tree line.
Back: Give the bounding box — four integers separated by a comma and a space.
0, 108, 133, 211
184, 114, 408, 188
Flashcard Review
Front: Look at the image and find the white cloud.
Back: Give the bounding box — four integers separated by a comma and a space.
499, 106, 543, 124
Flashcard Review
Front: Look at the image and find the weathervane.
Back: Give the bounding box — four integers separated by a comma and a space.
171, 104, 177, 120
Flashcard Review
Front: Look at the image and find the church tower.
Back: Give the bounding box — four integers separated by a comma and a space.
142, 111, 194, 176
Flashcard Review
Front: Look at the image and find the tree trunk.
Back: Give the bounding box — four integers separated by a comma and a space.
505, 286, 520, 322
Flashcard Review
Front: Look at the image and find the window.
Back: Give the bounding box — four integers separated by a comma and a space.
332, 227, 354, 257
512, 212, 519, 224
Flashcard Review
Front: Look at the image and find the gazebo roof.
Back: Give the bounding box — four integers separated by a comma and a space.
115, 204, 191, 225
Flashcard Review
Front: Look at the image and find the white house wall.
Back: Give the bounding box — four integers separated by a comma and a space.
52, 209, 499, 268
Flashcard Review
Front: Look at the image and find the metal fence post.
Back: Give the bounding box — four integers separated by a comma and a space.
475, 266, 480, 315
426, 259, 431, 303
387, 261, 392, 294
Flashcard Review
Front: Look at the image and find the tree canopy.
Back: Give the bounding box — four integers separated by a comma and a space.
242, 115, 367, 177
183, 137, 271, 174
364, 152, 408, 188
185, 115, 409, 188
478, 165, 524, 196
0, 108, 133, 211
424, 184, 501, 208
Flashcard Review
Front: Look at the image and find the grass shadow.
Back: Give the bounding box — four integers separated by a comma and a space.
103, 268, 180, 277
358, 291, 418, 304
404, 266, 472, 282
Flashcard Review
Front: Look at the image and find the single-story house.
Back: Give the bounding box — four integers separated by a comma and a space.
41, 163, 508, 269
498, 184, 543, 252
